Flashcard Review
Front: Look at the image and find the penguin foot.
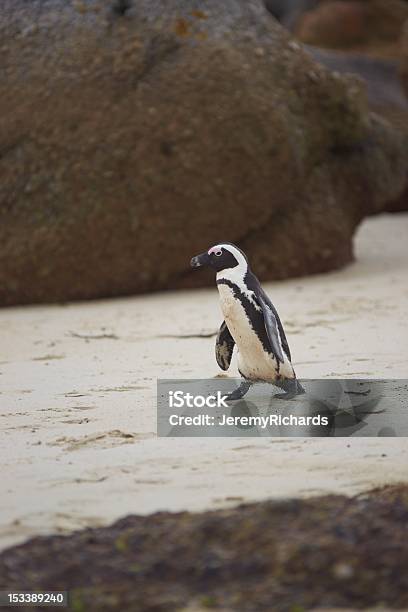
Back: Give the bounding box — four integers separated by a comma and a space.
274, 379, 305, 400
226, 381, 252, 401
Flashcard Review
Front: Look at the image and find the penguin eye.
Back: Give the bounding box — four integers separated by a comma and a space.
215, 250, 223, 257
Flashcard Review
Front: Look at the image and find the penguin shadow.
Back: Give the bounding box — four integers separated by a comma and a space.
226, 379, 385, 437
306, 379, 385, 437
282, 380, 384, 437
229, 400, 261, 436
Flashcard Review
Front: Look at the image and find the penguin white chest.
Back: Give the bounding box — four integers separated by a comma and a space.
217, 284, 280, 381
217, 284, 250, 336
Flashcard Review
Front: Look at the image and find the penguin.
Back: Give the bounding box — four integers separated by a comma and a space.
190, 243, 305, 400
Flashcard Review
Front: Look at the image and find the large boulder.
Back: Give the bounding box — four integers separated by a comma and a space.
0, 0, 407, 306
290, 1, 408, 215
392, 24, 408, 213
294, 0, 408, 52
402, 19, 408, 98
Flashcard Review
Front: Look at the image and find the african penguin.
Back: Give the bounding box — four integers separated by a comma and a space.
190, 243, 304, 400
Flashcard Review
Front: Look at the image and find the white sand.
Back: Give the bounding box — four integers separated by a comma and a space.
1, 213, 408, 551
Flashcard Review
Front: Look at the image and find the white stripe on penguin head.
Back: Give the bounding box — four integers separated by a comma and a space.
209, 243, 247, 271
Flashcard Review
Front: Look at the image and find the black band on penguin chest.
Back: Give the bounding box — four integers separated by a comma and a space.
217, 279, 273, 358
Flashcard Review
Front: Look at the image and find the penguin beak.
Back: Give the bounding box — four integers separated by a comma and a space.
190, 252, 210, 269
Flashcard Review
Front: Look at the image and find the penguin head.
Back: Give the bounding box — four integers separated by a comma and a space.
190, 243, 247, 273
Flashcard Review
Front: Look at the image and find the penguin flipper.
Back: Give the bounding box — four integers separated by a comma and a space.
215, 321, 235, 371
258, 295, 285, 364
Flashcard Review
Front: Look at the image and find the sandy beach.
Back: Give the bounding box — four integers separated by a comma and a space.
1, 212, 408, 552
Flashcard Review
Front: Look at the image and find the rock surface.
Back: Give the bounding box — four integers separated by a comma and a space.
1, 0, 407, 305
402, 20, 408, 98
294, 0, 408, 53
264, 0, 318, 28
1, 485, 408, 611
305, 49, 408, 217
289, 1, 408, 215
308, 47, 408, 111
